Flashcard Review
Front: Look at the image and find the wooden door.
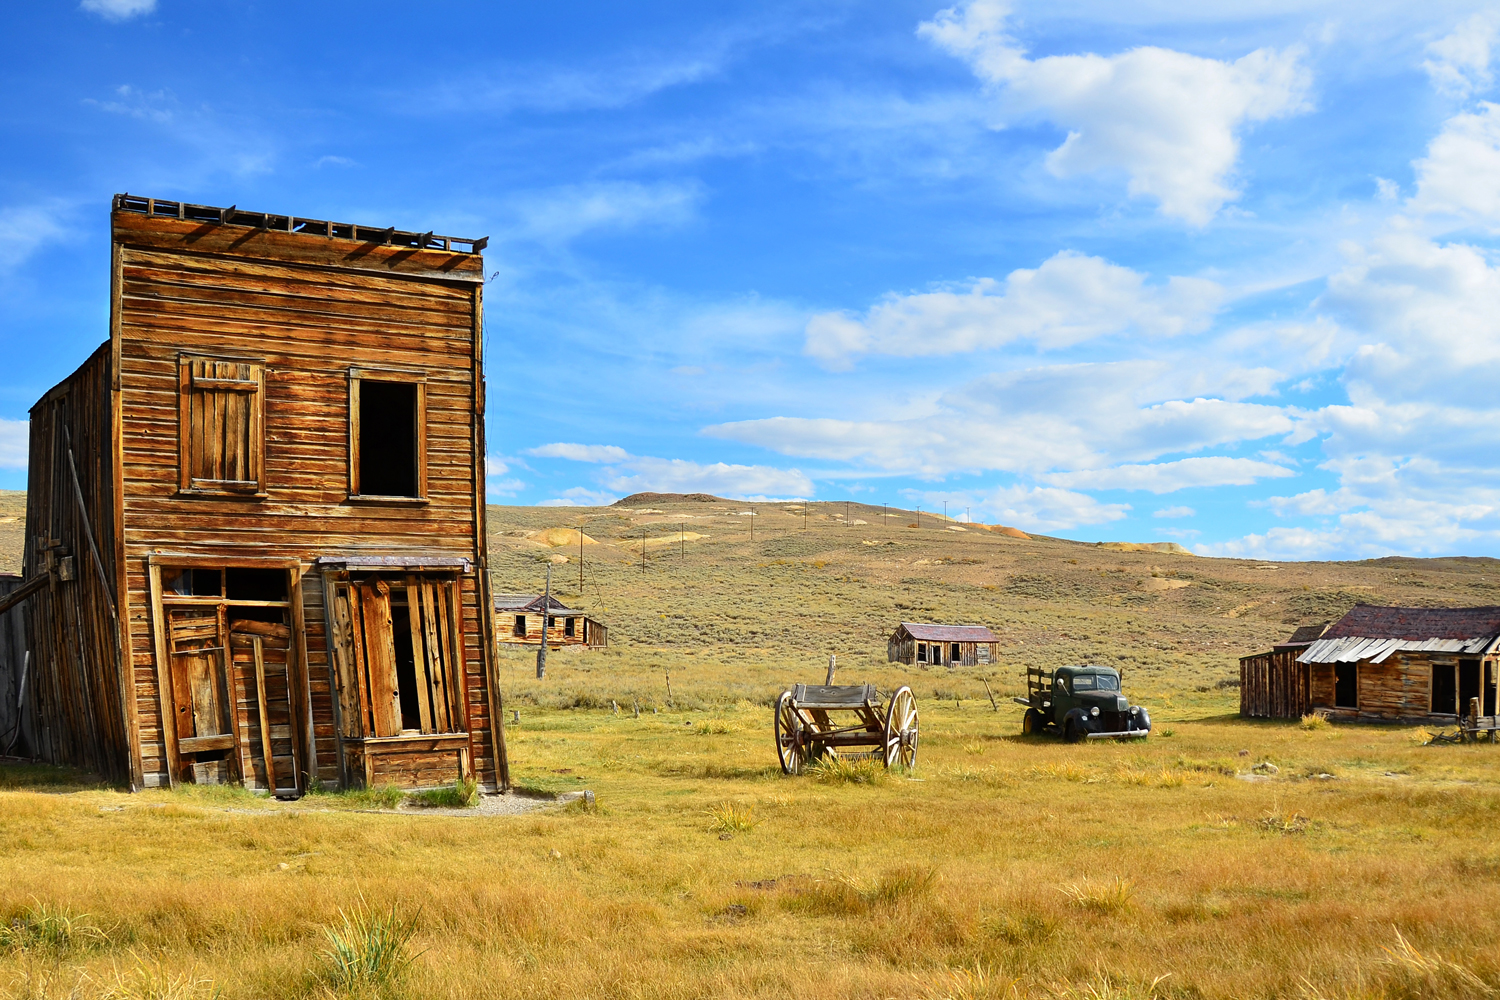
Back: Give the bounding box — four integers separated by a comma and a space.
354, 580, 403, 737
168, 608, 235, 782
230, 620, 300, 794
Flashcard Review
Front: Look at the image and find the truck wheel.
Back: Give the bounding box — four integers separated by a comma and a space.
1064, 719, 1084, 743
1022, 709, 1044, 735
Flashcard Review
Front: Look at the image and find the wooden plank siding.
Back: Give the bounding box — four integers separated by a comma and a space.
21, 203, 507, 794
1238, 649, 1310, 719
1304, 652, 1493, 722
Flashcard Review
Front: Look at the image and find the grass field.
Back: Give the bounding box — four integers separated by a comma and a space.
5, 496, 1500, 999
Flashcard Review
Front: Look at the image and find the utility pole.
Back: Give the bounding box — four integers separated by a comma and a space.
641, 528, 646, 574
578, 524, 584, 592
805, 502, 809, 532
750, 510, 755, 542
535, 562, 552, 679
943, 500, 948, 524
917, 505, 921, 529
966, 506, 970, 525
846, 500, 849, 527
680, 522, 684, 562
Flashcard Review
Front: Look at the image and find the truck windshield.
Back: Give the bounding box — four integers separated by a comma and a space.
1072, 674, 1119, 691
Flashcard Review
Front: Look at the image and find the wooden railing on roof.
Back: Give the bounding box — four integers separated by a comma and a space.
113, 193, 488, 254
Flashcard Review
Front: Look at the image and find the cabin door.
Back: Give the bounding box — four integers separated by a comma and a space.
1460, 659, 1482, 717
229, 619, 300, 796
168, 609, 236, 784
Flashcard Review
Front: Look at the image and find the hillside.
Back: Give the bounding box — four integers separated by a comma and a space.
487, 494, 1500, 704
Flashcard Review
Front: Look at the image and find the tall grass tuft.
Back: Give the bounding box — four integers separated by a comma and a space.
407, 776, 478, 809
304, 783, 405, 810
807, 754, 887, 785
1379, 928, 1496, 999
708, 801, 755, 834
917, 963, 1018, 1000
1301, 712, 1331, 731
1059, 877, 1135, 914
0, 900, 109, 952
97, 953, 220, 1000
1047, 971, 1173, 999
317, 901, 422, 999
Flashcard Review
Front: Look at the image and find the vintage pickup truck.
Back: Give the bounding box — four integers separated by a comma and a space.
1013, 664, 1151, 741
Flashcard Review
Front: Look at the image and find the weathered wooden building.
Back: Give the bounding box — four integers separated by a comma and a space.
1241, 605, 1500, 722
16, 194, 507, 794
494, 593, 607, 649
887, 623, 999, 667
1238, 623, 1325, 719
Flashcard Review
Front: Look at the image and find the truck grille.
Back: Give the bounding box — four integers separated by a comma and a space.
1100, 710, 1130, 732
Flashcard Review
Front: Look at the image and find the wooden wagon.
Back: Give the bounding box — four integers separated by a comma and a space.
774, 683, 918, 774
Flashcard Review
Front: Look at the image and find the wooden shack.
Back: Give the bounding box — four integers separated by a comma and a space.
887, 622, 998, 667
1239, 623, 1325, 719
494, 593, 607, 649
15, 194, 507, 794
1243, 605, 1500, 722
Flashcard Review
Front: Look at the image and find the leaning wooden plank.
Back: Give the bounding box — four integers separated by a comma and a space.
359, 580, 400, 736
252, 636, 277, 794
420, 580, 449, 732
405, 578, 434, 734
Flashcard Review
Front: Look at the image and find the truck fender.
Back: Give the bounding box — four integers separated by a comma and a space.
1063, 708, 1092, 735
1132, 706, 1151, 732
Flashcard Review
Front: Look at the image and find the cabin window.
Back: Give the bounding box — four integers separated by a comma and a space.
1334, 662, 1358, 709
951, 642, 961, 662
330, 575, 465, 738
513, 614, 526, 637
565, 617, 576, 637
178, 355, 265, 496
917, 643, 927, 663
348, 370, 426, 501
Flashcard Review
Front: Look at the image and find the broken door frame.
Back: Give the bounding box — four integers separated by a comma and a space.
146, 553, 314, 791
316, 555, 476, 790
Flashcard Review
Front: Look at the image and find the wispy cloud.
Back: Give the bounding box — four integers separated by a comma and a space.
80, 0, 154, 21
1154, 505, 1195, 519
0, 203, 72, 273
504, 181, 702, 246
528, 442, 811, 500
1046, 457, 1295, 494
1423, 12, 1499, 98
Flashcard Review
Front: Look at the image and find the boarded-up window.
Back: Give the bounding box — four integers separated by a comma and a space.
977, 645, 990, 664
348, 370, 426, 500
329, 575, 465, 738
178, 356, 265, 495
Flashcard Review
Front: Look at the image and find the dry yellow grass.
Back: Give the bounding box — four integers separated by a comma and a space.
6, 497, 1500, 997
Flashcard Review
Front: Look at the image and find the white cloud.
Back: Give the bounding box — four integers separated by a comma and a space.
1423, 12, 1499, 98
0, 419, 26, 470
978, 485, 1129, 532
1408, 102, 1500, 227
804, 251, 1221, 365
1046, 456, 1295, 494
604, 457, 812, 500
919, 0, 1311, 224
708, 361, 1300, 478
84, 85, 174, 123
0, 205, 70, 273
538, 487, 621, 507
507, 181, 701, 245
527, 443, 631, 463
80, 0, 154, 20
1154, 506, 1195, 519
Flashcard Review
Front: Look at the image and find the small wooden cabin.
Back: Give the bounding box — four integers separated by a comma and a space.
888, 622, 998, 667
1241, 605, 1500, 722
14, 194, 507, 794
494, 593, 607, 649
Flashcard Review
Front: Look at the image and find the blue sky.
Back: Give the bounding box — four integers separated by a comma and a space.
3, 1, 1500, 559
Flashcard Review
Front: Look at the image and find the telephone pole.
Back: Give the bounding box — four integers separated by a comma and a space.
535, 563, 552, 679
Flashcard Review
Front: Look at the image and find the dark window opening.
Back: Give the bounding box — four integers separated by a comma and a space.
917, 643, 927, 663
389, 591, 422, 732
513, 614, 526, 637
565, 617, 576, 637
951, 643, 961, 662
229, 606, 287, 626
546, 615, 556, 628
1432, 662, 1456, 714
226, 567, 288, 602
1334, 662, 1358, 709
1460, 659, 1481, 717
359, 381, 419, 497
1487, 663, 1497, 717
168, 568, 223, 597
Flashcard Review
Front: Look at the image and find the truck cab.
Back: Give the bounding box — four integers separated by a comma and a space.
1015, 664, 1150, 741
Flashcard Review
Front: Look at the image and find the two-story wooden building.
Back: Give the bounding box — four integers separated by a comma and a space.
18, 195, 508, 794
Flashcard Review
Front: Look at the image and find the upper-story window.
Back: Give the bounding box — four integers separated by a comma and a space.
178, 355, 266, 496
348, 369, 427, 502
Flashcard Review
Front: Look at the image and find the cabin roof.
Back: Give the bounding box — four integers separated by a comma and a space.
897, 622, 998, 642
113, 193, 487, 255
493, 593, 586, 615
1274, 623, 1329, 648
1297, 604, 1500, 664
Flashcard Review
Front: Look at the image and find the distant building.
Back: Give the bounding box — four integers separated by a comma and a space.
1241, 604, 1500, 721
494, 594, 607, 649
888, 622, 998, 667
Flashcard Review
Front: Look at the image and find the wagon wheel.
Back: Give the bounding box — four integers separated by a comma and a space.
775, 690, 807, 775
883, 686, 919, 770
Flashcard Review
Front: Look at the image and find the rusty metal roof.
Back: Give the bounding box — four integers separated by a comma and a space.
1324, 604, 1500, 641
897, 622, 998, 642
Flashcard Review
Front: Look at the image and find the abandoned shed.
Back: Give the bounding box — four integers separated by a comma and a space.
888, 622, 999, 667
1240, 604, 1500, 722
12, 194, 507, 794
494, 593, 607, 649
